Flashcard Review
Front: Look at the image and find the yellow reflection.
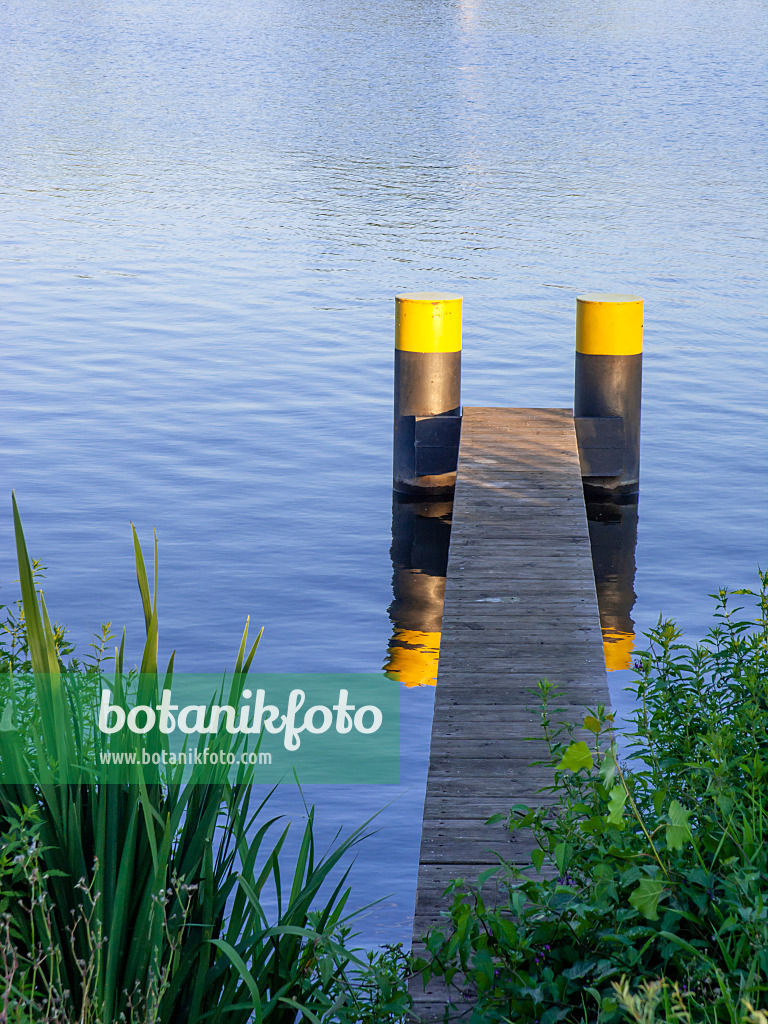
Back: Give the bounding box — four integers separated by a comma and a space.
384, 629, 440, 688
586, 499, 638, 674
385, 497, 451, 688
602, 630, 635, 672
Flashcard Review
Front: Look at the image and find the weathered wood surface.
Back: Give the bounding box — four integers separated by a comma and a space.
409, 408, 609, 1022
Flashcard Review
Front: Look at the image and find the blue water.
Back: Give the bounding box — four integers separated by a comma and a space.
1, 0, 766, 946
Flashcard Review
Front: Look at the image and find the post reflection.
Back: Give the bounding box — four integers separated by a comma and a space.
383, 496, 452, 687
585, 499, 639, 671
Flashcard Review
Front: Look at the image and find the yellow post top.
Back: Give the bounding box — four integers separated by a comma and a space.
395, 292, 463, 353
576, 294, 644, 356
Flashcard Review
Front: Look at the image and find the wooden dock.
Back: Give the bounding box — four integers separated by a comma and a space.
410, 408, 610, 1021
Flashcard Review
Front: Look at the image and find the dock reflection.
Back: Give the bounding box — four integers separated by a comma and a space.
585, 499, 639, 671
384, 496, 452, 687
383, 493, 638, 681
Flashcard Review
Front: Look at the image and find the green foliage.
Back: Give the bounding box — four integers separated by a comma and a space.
0, 558, 75, 676
612, 975, 768, 1024
318, 940, 415, 1023
412, 570, 768, 1023
0, 497, 401, 1023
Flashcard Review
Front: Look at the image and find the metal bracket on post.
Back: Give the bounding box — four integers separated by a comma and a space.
414, 414, 462, 477
574, 416, 624, 478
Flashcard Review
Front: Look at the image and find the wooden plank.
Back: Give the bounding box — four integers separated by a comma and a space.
420, 769, 556, 801
428, 705, 588, 728
446, 579, 598, 593
440, 626, 601, 640
436, 653, 604, 672
434, 671, 606, 688
422, 793, 556, 820
444, 565, 595, 579
410, 408, 609, 1022
422, 758, 554, 778
441, 618, 600, 631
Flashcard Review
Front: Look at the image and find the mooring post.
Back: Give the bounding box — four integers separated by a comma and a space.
573, 293, 643, 500
393, 292, 462, 499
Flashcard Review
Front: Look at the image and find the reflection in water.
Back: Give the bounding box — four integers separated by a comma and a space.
384, 492, 636, 681
384, 496, 452, 687
586, 499, 639, 671
384, 492, 637, 680
457, 0, 481, 32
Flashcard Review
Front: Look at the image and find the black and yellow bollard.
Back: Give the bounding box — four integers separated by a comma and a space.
384, 498, 452, 687
574, 294, 643, 500
393, 292, 462, 499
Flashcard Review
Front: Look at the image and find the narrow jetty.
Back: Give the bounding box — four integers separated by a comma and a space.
410, 407, 610, 1021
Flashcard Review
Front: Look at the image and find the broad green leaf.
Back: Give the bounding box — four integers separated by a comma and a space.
599, 746, 618, 786
558, 740, 593, 773
580, 814, 605, 835
531, 848, 545, 871
541, 1005, 571, 1024
554, 841, 574, 874
606, 784, 627, 826
583, 714, 601, 734
665, 800, 692, 851
629, 877, 664, 920
563, 960, 596, 981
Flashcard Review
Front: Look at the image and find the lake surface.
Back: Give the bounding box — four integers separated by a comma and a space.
1, 0, 766, 947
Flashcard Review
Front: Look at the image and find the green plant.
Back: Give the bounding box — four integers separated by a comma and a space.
412, 570, 768, 1023
0, 496, 381, 1023
612, 975, 768, 1024
321, 940, 414, 1023
0, 803, 201, 1024
0, 559, 74, 676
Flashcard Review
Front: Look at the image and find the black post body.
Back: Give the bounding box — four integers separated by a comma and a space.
393, 349, 461, 499
574, 351, 642, 500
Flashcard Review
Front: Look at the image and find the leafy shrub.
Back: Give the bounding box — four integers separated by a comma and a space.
413, 571, 768, 1023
